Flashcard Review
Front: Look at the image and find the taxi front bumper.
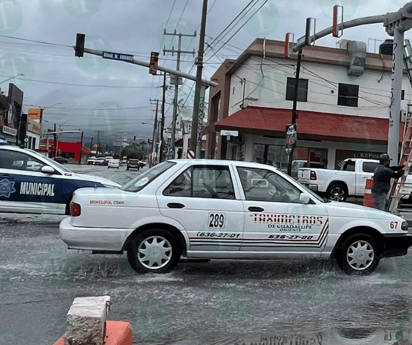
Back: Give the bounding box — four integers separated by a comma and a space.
381, 234, 412, 258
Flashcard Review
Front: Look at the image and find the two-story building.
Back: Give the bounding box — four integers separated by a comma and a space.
206, 38, 411, 170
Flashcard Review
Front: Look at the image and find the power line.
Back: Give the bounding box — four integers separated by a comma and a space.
205, 0, 257, 54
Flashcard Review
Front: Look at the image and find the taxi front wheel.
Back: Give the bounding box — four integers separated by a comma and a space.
337, 234, 380, 275
127, 229, 180, 273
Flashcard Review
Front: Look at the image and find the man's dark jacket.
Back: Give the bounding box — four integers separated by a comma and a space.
371, 164, 404, 195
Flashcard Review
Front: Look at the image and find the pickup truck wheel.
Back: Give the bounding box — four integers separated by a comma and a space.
127, 229, 180, 274
337, 234, 380, 275
326, 184, 347, 202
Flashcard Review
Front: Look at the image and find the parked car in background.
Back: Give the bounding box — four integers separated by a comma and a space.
298, 158, 412, 202
108, 159, 120, 169
53, 156, 68, 164
102, 156, 114, 166
127, 159, 140, 170
87, 157, 96, 165
0, 145, 121, 215
94, 157, 105, 166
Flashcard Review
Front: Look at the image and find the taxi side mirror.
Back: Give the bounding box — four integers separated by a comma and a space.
299, 193, 311, 204
41, 166, 56, 174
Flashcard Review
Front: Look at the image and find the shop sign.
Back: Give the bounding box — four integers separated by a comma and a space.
2, 126, 17, 137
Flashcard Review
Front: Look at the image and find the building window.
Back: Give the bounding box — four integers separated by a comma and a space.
338, 83, 359, 107
285, 77, 308, 102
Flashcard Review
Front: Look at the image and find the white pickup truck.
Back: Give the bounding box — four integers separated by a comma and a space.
298, 158, 412, 202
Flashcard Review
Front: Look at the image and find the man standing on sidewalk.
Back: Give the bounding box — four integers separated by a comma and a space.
371, 154, 404, 212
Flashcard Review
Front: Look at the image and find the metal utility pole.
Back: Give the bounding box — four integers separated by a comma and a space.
159, 73, 167, 163
387, 28, 404, 165
287, 51, 302, 176
53, 123, 57, 158
190, 0, 208, 158
79, 131, 83, 164
149, 99, 160, 167
97, 130, 101, 156
164, 30, 196, 159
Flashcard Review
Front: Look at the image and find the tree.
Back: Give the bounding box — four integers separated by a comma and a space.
121, 144, 144, 159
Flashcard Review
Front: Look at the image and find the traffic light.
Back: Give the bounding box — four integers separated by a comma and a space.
75, 33, 85, 58
18, 113, 27, 147
149, 51, 159, 75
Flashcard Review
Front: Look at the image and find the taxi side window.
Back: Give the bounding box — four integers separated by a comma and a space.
0, 151, 45, 172
163, 166, 235, 199
237, 167, 302, 203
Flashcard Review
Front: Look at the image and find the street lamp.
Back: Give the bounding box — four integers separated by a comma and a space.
0, 73, 24, 85
42, 102, 62, 110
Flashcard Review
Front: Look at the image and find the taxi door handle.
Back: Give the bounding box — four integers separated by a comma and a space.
248, 206, 264, 212
167, 203, 185, 209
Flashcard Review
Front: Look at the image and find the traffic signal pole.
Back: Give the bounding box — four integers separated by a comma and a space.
293, 2, 412, 165
287, 50, 302, 176
76, 46, 216, 88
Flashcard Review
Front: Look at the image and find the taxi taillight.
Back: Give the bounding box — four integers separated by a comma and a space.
70, 202, 81, 217
310, 171, 317, 180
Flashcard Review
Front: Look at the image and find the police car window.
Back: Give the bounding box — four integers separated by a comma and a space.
40, 154, 72, 173
0, 150, 45, 172
237, 167, 301, 203
362, 161, 378, 173
163, 166, 235, 199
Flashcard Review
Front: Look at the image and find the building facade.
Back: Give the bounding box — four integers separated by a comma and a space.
206, 39, 411, 171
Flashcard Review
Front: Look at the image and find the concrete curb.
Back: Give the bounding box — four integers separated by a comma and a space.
0, 213, 66, 225
52, 296, 133, 345
53, 321, 133, 345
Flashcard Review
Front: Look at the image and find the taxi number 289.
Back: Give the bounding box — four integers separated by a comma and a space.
208, 213, 225, 228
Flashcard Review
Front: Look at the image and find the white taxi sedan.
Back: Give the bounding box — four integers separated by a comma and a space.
59, 160, 412, 275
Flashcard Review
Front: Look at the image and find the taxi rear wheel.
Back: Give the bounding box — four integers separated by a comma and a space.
127, 229, 180, 273
337, 234, 380, 275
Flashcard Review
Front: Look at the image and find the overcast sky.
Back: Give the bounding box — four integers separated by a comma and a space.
0, 0, 409, 148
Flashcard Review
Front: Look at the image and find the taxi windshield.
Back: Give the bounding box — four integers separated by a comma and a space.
122, 161, 175, 192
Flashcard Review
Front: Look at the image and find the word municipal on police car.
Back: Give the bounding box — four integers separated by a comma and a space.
20, 182, 55, 196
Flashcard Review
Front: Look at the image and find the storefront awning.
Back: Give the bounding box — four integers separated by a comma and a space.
214, 106, 401, 144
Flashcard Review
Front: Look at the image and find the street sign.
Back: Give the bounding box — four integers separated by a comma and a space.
169, 148, 175, 156
221, 130, 238, 137
102, 51, 134, 62
2, 126, 17, 136
295, 35, 306, 51
187, 149, 194, 159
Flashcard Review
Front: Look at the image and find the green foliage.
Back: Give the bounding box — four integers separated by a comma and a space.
121, 144, 144, 159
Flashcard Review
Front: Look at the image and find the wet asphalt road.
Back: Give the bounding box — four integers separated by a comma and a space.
2, 165, 412, 344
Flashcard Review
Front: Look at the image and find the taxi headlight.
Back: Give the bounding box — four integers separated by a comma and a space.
401, 221, 409, 231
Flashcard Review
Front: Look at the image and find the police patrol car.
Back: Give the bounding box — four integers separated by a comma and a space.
0, 145, 121, 215
59, 160, 412, 275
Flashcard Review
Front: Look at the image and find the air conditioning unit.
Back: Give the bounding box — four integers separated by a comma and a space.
401, 109, 411, 123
